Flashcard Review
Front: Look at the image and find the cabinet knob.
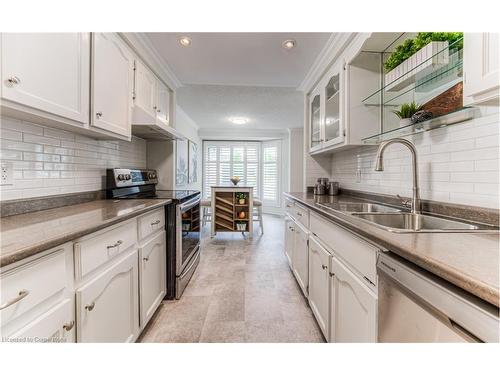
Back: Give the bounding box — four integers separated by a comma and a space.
63, 320, 75, 331
157, 109, 161, 113
96, 112, 103, 119
6, 76, 21, 85
153, 105, 157, 110
143, 256, 150, 262
329, 272, 335, 277
322, 264, 328, 270
85, 302, 95, 311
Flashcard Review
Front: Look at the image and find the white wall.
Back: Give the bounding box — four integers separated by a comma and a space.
330, 106, 500, 209
0, 116, 147, 200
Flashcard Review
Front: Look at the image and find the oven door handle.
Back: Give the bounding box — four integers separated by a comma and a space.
179, 196, 200, 212
179, 246, 200, 278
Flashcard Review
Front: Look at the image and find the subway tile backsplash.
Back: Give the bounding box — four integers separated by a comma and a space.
0, 116, 147, 201
330, 107, 500, 209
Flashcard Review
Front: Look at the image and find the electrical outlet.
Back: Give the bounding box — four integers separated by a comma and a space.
1, 162, 14, 186
356, 168, 362, 183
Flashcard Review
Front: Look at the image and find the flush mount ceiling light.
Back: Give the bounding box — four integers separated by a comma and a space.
178, 36, 192, 47
282, 39, 296, 50
229, 117, 249, 125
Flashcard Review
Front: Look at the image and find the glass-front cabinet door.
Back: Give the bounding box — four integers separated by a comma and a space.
323, 61, 344, 146
309, 88, 322, 151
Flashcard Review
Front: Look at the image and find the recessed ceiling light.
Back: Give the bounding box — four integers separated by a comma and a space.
282, 39, 296, 50
229, 117, 249, 125
178, 36, 192, 47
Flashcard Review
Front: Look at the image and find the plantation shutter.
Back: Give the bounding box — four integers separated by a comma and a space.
203, 141, 261, 199
262, 140, 281, 207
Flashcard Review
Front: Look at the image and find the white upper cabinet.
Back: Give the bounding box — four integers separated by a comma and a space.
308, 235, 331, 339
133, 59, 157, 121
306, 34, 382, 154
1, 33, 90, 125
308, 87, 322, 152
330, 256, 377, 343
132, 59, 171, 129
321, 61, 345, 148
156, 79, 170, 126
91, 33, 133, 139
463, 32, 499, 105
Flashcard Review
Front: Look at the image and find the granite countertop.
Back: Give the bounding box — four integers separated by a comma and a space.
0, 199, 172, 268
285, 192, 500, 307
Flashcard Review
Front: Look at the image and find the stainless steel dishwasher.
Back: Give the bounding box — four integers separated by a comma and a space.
377, 252, 499, 343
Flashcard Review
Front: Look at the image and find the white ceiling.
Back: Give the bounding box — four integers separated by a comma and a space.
176, 85, 304, 130
145, 32, 332, 87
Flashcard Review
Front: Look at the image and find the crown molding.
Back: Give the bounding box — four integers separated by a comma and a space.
120, 32, 182, 90
297, 32, 356, 94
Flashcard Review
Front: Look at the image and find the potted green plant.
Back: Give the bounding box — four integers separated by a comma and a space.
235, 192, 246, 205
393, 102, 423, 127
384, 32, 463, 91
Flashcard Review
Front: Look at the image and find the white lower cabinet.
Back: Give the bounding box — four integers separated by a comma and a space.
308, 236, 331, 339
330, 256, 377, 343
76, 250, 139, 343
292, 222, 309, 297
10, 299, 75, 343
139, 231, 166, 327
284, 215, 295, 267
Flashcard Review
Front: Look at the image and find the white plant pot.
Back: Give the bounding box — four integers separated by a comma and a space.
385, 41, 449, 92
399, 118, 413, 128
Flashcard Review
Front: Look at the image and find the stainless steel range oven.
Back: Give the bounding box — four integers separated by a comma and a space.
176, 195, 201, 298
106, 168, 201, 299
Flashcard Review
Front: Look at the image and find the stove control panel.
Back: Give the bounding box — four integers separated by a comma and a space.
107, 168, 158, 188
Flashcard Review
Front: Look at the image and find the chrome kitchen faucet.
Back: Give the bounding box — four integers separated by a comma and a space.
374, 138, 421, 214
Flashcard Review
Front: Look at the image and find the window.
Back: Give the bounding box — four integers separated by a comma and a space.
203, 141, 261, 198
203, 140, 282, 208
262, 140, 281, 207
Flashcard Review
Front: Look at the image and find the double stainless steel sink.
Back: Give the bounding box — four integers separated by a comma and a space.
317, 201, 498, 233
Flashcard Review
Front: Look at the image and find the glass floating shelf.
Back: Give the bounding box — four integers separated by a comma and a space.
362, 106, 476, 145
363, 37, 464, 107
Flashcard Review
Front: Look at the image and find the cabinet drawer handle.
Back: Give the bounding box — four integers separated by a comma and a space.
96, 111, 103, 119
85, 302, 95, 311
157, 109, 161, 113
63, 320, 75, 331
322, 264, 328, 270
0, 289, 29, 310
7, 76, 21, 85
106, 240, 123, 249
329, 272, 335, 277
150, 219, 161, 226
296, 212, 302, 217
153, 105, 157, 110
143, 256, 150, 262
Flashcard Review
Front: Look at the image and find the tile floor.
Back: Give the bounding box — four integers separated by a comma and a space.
138, 214, 325, 343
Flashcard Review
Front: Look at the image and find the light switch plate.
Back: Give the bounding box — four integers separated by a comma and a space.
1, 161, 14, 185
